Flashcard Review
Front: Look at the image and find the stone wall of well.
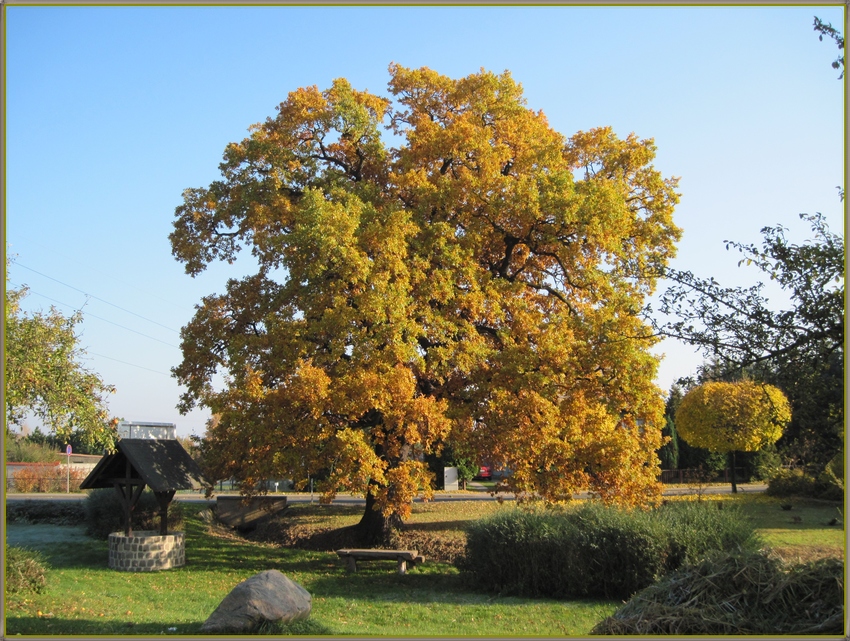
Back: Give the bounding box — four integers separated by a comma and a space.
108, 531, 185, 571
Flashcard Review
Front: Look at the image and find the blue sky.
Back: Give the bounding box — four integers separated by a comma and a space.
4, 4, 845, 439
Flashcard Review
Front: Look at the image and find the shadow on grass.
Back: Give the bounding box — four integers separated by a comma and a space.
4, 616, 204, 636
403, 519, 472, 533
32, 541, 110, 570
184, 541, 340, 576
305, 561, 471, 602
5, 616, 337, 636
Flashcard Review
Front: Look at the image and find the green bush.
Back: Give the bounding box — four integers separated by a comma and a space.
84, 488, 184, 539
5, 545, 48, 595
767, 466, 843, 501
463, 501, 758, 600
6, 500, 86, 525
751, 444, 783, 482
766, 468, 819, 497
565, 502, 669, 599
655, 501, 759, 569
460, 508, 574, 597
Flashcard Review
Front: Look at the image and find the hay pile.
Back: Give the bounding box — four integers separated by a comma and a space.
592, 549, 843, 635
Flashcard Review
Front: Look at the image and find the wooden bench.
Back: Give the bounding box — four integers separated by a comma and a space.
336, 549, 425, 574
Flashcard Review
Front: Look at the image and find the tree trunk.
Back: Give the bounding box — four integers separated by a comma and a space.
730, 450, 738, 494
354, 491, 403, 546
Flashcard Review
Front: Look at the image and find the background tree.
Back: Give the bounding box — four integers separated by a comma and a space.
172, 64, 682, 543
658, 18, 844, 475
656, 416, 679, 471
658, 213, 843, 473
5, 278, 118, 453
4, 429, 62, 463
665, 371, 771, 481
675, 381, 791, 493
660, 381, 724, 477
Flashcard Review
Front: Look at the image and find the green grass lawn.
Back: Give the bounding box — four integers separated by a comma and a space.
4, 503, 618, 636
5, 493, 843, 636
739, 494, 845, 562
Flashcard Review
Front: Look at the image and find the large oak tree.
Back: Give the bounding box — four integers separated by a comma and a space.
170, 65, 681, 542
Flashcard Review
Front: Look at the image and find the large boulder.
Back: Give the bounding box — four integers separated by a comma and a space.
200, 569, 311, 634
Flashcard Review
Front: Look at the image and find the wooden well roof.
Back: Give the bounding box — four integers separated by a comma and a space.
80, 438, 209, 492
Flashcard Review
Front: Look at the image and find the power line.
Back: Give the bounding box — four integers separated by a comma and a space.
84, 351, 173, 377
13, 262, 181, 334
9, 284, 181, 349
9, 236, 195, 313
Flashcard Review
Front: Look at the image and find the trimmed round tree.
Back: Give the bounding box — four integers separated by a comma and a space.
675, 381, 791, 492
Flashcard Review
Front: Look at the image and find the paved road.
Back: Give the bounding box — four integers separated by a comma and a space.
5, 483, 767, 505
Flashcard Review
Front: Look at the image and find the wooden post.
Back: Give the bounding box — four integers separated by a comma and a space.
113, 459, 145, 536
154, 490, 176, 535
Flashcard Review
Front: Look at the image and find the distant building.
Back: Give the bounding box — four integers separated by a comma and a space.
117, 421, 177, 440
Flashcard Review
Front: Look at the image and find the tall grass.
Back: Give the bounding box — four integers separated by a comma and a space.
5, 545, 49, 594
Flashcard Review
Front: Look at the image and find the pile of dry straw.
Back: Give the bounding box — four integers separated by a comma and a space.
593, 549, 843, 635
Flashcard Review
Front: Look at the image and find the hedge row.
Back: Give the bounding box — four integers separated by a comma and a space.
6, 500, 87, 525
463, 501, 758, 600
8, 464, 89, 493
6, 491, 185, 537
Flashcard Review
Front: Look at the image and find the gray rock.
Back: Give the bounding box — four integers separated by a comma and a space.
200, 569, 311, 634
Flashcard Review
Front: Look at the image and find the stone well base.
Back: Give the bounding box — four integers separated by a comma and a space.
108, 531, 185, 571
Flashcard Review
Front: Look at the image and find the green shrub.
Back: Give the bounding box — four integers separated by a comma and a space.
592, 550, 844, 635
84, 488, 184, 539
463, 501, 758, 600
751, 444, 783, 481
566, 502, 669, 599
655, 501, 760, 569
766, 466, 843, 501
766, 468, 819, 497
6, 500, 87, 525
5, 545, 48, 595
461, 507, 571, 597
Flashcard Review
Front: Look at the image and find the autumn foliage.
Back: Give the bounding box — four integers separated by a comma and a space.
675, 381, 791, 454
169, 65, 681, 535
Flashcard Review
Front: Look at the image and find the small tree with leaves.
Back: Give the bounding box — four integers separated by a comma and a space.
675, 381, 791, 493
5, 278, 117, 452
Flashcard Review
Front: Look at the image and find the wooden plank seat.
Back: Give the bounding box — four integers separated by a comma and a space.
336, 549, 425, 574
